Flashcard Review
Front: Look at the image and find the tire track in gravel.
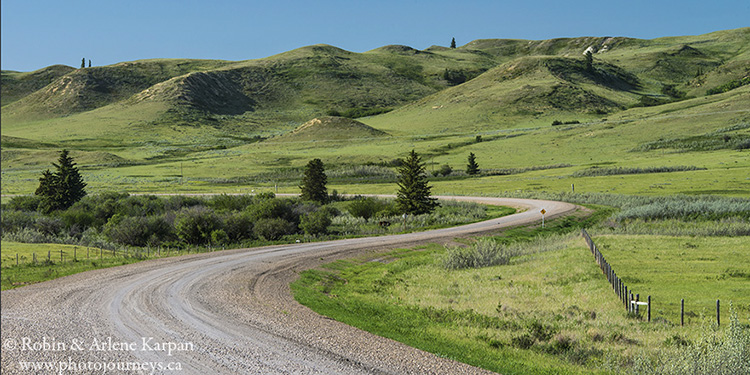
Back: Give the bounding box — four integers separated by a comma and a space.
1, 197, 577, 374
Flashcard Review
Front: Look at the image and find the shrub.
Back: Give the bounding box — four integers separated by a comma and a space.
443, 238, 515, 269
117, 195, 166, 217
208, 194, 254, 212
7, 195, 42, 211
105, 215, 173, 247
1, 209, 39, 234
34, 216, 63, 236
210, 229, 229, 246
253, 218, 296, 241
223, 212, 254, 241
247, 198, 299, 224
438, 164, 453, 177
175, 206, 222, 244
300, 210, 332, 236
347, 197, 388, 220
60, 207, 96, 231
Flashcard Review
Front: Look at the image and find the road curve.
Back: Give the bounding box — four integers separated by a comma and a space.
1, 197, 577, 374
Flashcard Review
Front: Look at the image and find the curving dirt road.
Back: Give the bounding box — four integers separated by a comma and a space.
1, 197, 577, 374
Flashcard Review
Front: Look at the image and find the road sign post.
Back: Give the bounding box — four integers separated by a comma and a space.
540, 208, 546, 228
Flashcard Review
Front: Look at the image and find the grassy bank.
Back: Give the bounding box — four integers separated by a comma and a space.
292, 211, 750, 374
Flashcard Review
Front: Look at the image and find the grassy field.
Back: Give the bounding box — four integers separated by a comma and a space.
0, 242, 178, 290
2, 28, 748, 198
292, 230, 750, 374
591, 235, 750, 324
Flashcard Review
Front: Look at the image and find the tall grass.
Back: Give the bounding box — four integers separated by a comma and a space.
599, 218, 750, 237
501, 191, 750, 221
442, 233, 576, 269
624, 310, 750, 375
571, 165, 705, 177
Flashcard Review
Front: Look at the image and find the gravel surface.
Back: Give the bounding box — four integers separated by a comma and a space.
1, 197, 577, 374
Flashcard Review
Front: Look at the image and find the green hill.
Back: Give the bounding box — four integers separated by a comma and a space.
1, 28, 748, 196
273, 116, 388, 142
1, 65, 75, 107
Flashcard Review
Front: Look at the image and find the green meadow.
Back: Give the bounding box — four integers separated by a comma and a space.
293, 228, 750, 374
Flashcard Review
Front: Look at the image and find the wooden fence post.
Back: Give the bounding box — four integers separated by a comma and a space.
647, 295, 651, 322
74, 247, 77, 261
60, 249, 63, 263
624, 286, 629, 310
16, 253, 19, 266
635, 294, 640, 315
717, 299, 720, 326
681, 298, 685, 326
48, 251, 51, 262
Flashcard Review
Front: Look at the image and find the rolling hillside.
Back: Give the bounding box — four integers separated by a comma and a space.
1, 28, 748, 196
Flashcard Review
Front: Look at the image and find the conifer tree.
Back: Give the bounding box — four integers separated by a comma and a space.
81, 58, 85, 68
585, 50, 594, 72
450, 37, 457, 49
466, 152, 480, 175
36, 150, 87, 212
300, 158, 328, 203
395, 150, 438, 215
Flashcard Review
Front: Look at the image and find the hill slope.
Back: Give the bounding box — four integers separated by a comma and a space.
1, 28, 748, 196
273, 116, 388, 142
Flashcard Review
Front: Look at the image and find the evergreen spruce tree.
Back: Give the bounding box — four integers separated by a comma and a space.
300, 158, 328, 203
585, 50, 594, 72
395, 150, 438, 215
35, 150, 87, 212
466, 152, 480, 175
450, 37, 457, 49
81, 58, 86, 69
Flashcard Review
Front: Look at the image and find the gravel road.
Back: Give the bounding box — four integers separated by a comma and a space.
1, 197, 577, 374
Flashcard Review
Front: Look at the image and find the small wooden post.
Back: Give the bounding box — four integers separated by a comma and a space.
681, 298, 685, 326
647, 295, 651, 322
624, 286, 629, 309
635, 294, 640, 315
60, 249, 63, 262
74, 247, 77, 261
16, 253, 19, 266
716, 299, 720, 326
48, 250, 51, 262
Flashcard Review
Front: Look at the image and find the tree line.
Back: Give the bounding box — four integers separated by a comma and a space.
3, 149, 484, 248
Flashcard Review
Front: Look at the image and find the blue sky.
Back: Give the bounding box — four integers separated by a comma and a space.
2, 0, 748, 72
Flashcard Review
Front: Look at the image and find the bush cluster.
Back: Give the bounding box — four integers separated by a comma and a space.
1, 193, 337, 249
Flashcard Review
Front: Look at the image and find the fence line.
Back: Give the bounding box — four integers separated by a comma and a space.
581, 229, 651, 321
5, 245, 227, 268
581, 229, 725, 326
